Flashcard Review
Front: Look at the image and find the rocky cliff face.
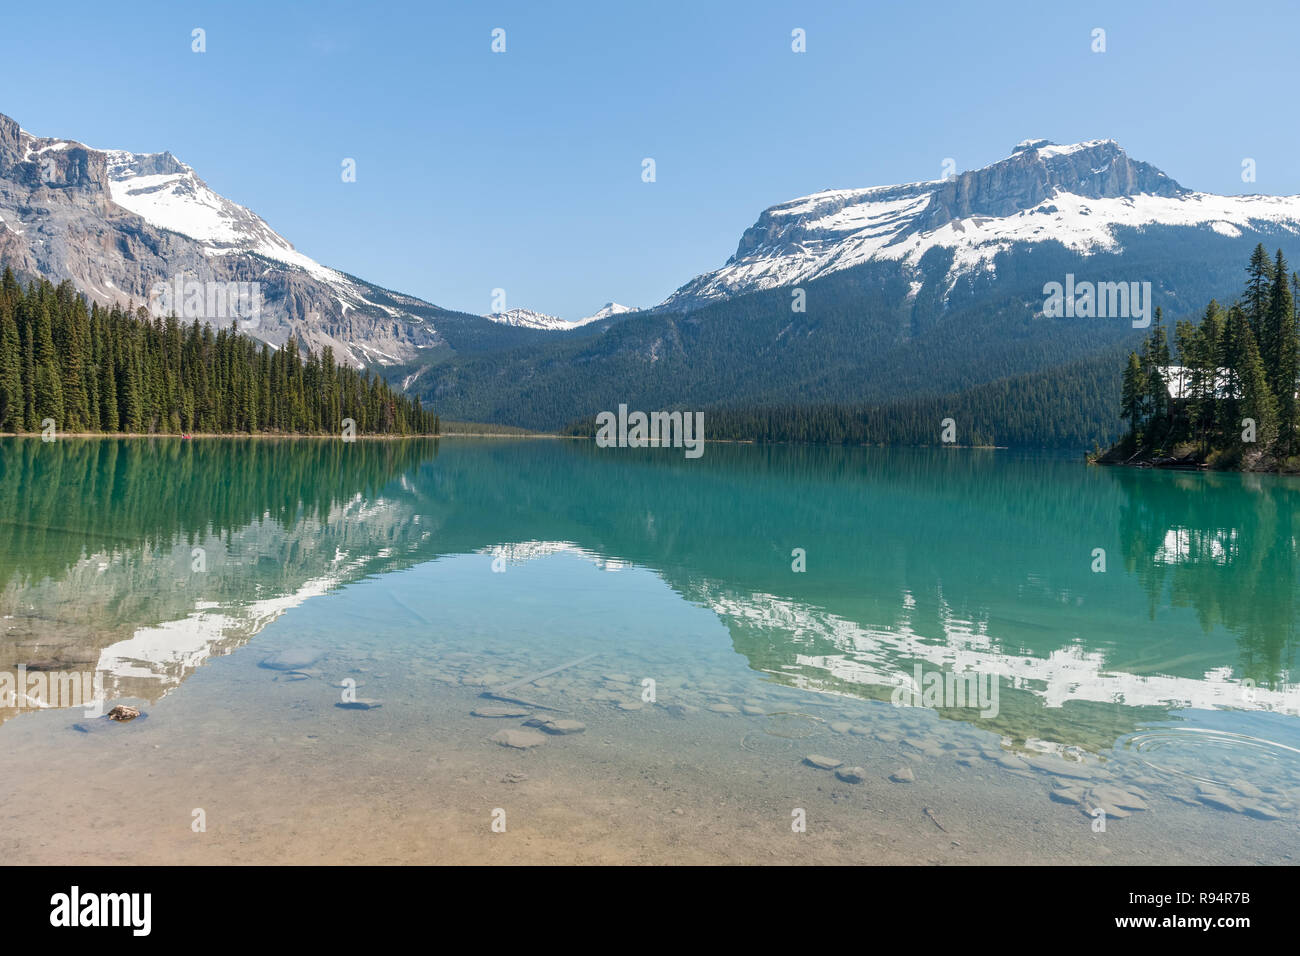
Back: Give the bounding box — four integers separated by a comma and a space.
916, 139, 1184, 230
0, 111, 447, 366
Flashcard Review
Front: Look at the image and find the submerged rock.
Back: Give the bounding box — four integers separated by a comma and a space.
1197, 789, 1244, 813
1230, 780, 1265, 799
260, 648, 323, 671
890, 767, 915, 783
836, 766, 867, 784
804, 754, 843, 770
73, 709, 149, 733
491, 728, 547, 749
529, 718, 586, 735
1049, 787, 1085, 807
1084, 803, 1131, 820
1089, 785, 1147, 811
335, 698, 383, 710
472, 705, 532, 718
708, 703, 740, 715
1241, 803, 1282, 820
1025, 756, 1094, 781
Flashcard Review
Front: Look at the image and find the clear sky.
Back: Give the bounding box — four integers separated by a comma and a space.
3, 0, 1298, 319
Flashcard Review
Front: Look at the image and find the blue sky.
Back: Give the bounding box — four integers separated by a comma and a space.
3, 0, 1298, 319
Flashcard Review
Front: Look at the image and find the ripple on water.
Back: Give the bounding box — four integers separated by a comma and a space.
1118, 727, 1300, 814
762, 713, 824, 738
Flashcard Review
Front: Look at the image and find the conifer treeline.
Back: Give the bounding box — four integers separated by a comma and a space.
1117, 245, 1298, 467
0, 270, 439, 436
562, 352, 1121, 448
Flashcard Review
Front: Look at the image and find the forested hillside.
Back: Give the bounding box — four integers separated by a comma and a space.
0, 270, 437, 436
564, 350, 1123, 448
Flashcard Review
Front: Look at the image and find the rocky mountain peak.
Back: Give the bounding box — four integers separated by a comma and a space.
105, 149, 189, 178
918, 139, 1185, 232
0, 112, 109, 191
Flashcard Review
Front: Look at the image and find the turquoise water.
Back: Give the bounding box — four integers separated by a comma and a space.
1, 437, 1297, 863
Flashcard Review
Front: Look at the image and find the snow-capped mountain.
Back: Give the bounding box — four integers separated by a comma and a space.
484, 302, 638, 331
662, 139, 1300, 308
0, 111, 462, 367
576, 301, 637, 324
484, 308, 574, 330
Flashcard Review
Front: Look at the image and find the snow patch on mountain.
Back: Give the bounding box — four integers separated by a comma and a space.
104, 151, 343, 283
484, 308, 573, 330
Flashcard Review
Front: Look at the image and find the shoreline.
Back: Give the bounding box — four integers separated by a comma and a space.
0, 431, 566, 441
1091, 448, 1300, 476
0, 431, 1023, 449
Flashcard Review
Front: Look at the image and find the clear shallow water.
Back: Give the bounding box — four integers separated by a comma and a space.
0, 437, 1298, 864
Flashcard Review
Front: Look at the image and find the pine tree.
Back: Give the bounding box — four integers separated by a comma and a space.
98, 318, 119, 431
1232, 306, 1279, 451
1121, 351, 1144, 440
0, 305, 21, 431
1245, 243, 1274, 354
56, 295, 91, 431
1267, 249, 1298, 454
32, 299, 64, 428
1143, 307, 1171, 431
1188, 301, 1223, 451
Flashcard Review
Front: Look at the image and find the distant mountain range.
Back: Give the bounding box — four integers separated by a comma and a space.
485, 302, 638, 331
399, 139, 1300, 437
5, 109, 1300, 441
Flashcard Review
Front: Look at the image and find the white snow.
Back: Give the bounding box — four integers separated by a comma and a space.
103, 150, 346, 285
484, 302, 638, 330
484, 308, 575, 330
1034, 139, 1115, 158
574, 301, 637, 325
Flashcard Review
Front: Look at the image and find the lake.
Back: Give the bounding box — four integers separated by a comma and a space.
1, 437, 1297, 863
